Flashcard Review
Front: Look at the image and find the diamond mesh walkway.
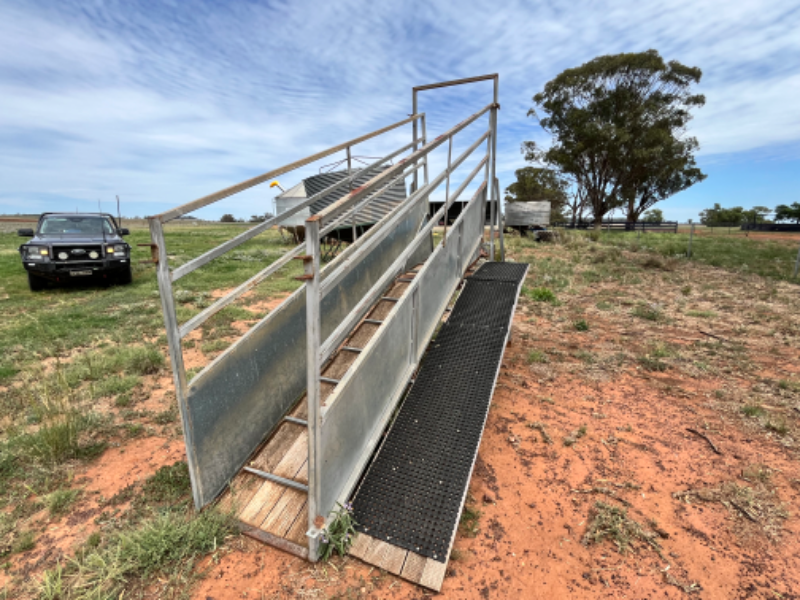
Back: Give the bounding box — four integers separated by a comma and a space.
348, 261, 528, 590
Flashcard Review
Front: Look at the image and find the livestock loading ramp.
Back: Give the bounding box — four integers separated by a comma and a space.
148, 75, 508, 591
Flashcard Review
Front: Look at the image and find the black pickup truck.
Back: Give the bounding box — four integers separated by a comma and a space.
18, 213, 132, 291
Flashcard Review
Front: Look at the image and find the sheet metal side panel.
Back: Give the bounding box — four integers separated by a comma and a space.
185, 201, 427, 507
315, 193, 482, 518
318, 300, 413, 516
416, 193, 482, 363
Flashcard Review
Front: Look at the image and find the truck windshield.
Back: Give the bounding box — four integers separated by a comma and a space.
39, 216, 116, 236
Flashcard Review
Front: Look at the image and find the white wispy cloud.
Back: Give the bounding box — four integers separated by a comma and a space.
1, 0, 798, 220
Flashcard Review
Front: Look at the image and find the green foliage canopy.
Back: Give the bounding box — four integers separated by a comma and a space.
775, 202, 800, 224
504, 167, 569, 218
524, 49, 706, 226
642, 208, 664, 223
699, 203, 771, 225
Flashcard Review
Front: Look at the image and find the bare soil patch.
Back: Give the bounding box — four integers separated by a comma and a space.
191, 241, 800, 599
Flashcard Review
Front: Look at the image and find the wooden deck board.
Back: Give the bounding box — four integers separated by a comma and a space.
285, 500, 309, 545
347, 534, 450, 591
261, 487, 307, 537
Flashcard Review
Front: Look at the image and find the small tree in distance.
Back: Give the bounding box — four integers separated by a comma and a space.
775, 202, 800, 223
642, 208, 664, 223
220, 214, 236, 223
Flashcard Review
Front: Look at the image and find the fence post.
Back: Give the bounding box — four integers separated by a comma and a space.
793, 241, 800, 278
494, 178, 505, 261
687, 220, 694, 258
304, 217, 322, 560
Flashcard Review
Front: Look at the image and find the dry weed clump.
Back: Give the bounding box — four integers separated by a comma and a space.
673, 480, 789, 541
582, 501, 662, 556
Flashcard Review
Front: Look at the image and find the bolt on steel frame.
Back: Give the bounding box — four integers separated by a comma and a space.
147, 74, 502, 561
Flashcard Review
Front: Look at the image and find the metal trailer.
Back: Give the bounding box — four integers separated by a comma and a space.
146, 74, 503, 563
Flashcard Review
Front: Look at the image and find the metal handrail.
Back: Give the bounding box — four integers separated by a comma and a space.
179, 162, 424, 339
151, 113, 424, 223
319, 159, 488, 364
171, 139, 416, 281
319, 129, 491, 299
308, 103, 493, 230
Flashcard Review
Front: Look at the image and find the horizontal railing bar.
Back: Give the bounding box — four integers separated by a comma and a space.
381, 297, 399, 302
413, 73, 498, 92
320, 376, 341, 385
242, 467, 309, 492
319, 170, 487, 364
341, 346, 362, 353
363, 319, 384, 325
309, 103, 492, 229
179, 244, 303, 338
319, 129, 490, 299
172, 140, 416, 281
176, 167, 413, 339
283, 416, 308, 426
152, 114, 424, 224
397, 278, 415, 283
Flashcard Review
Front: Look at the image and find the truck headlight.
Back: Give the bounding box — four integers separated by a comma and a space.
26, 246, 47, 260
108, 245, 127, 256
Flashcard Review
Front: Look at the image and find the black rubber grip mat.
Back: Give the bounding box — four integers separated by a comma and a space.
350, 262, 528, 561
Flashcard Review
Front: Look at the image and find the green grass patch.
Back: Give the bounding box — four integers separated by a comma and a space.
685, 310, 717, 319
741, 404, 765, 418
39, 509, 234, 598
527, 349, 549, 364
573, 319, 589, 331
459, 502, 481, 538
46, 489, 81, 517
138, 462, 192, 506
631, 303, 663, 322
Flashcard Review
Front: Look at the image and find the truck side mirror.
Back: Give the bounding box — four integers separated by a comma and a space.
17, 228, 34, 237
118, 228, 130, 236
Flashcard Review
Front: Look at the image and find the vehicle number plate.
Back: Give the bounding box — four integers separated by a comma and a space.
70, 270, 93, 277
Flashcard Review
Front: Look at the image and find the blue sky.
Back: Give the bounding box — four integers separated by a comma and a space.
1, 0, 799, 222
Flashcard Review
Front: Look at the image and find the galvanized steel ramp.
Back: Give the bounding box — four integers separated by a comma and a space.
216, 267, 425, 557
348, 262, 528, 591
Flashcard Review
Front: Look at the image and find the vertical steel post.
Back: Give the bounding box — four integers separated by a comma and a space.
488, 76, 499, 261
495, 178, 505, 261
793, 241, 800, 278
412, 91, 419, 195
148, 218, 200, 507
687, 220, 695, 258
304, 217, 322, 560
347, 146, 356, 242
442, 136, 453, 245
420, 114, 429, 188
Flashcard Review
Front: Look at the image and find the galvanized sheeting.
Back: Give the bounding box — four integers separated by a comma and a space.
305, 168, 407, 226
505, 201, 551, 227
184, 199, 429, 507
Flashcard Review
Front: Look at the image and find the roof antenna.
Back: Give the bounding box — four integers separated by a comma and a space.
116, 195, 122, 228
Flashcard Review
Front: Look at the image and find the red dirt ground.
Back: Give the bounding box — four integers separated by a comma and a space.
192, 244, 800, 600
6, 240, 800, 599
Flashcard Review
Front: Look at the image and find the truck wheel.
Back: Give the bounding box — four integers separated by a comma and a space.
28, 272, 46, 291
118, 265, 133, 285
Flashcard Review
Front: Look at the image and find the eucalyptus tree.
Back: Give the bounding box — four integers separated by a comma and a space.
524, 50, 706, 228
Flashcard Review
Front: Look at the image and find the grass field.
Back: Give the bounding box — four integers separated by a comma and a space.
0, 222, 303, 599
1, 220, 799, 598
560, 228, 800, 284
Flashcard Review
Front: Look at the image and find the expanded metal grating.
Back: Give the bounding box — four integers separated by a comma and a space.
351, 262, 528, 561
